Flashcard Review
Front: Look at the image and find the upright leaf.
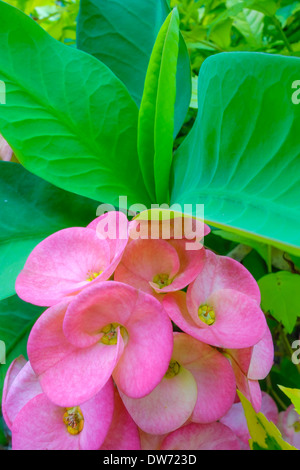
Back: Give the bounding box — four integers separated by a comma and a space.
0, 2, 150, 206
171, 52, 300, 256
76, 0, 191, 138
138, 8, 180, 203
0, 162, 99, 300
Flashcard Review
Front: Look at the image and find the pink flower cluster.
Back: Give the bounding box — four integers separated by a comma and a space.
2, 211, 274, 450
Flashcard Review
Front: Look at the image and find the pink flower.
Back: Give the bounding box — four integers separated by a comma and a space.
225, 327, 274, 411
2, 357, 114, 450
0, 135, 13, 161
119, 333, 236, 434
16, 211, 129, 306
220, 392, 278, 449
100, 387, 141, 450
140, 422, 241, 450
278, 405, 300, 449
163, 250, 267, 349
115, 238, 205, 298
27, 282, 173, 406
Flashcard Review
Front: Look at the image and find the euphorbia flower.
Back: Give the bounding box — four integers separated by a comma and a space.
119, 333, 236, 434
114, 238, 205, 298
220, 392, 278, 450
16, 211, 129, 307
27, 282, 173, 406
163, 250, 267, 349
100, 387, 141, 450
140, 422, 240, 450
2, 357, 114, 450
278, 405, 300, 449
0, 134, 13, 161
225, 327, 274, 411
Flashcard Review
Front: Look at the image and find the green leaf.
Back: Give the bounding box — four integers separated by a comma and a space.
138, 8, 180, 204
0, 1, 150, 207
171, 52, 300, 256
76, 0, 191, 138
278, 386, 300, 415
258, 271, 300, 333
238, 390, 297, 450
0, 295, 44, 400
213, 229, 269, 262
0, 162, 100, 300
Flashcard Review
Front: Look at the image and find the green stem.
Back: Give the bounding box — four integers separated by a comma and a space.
271, 16, 293, 54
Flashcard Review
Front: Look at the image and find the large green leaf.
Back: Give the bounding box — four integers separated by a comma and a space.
138, 8, 180, 204
76, 0, 191, 138
171, 52, 300, 256
0, 162, 100, 300
0, 1, 150, 206
0, 295, 44, 400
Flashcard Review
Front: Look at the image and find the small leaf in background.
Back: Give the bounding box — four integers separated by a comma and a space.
0, 295, 44, 400
238, 391, 297, 450
278, 386, 300, 415
258, 271, 300, 333
138, 8, 180, 203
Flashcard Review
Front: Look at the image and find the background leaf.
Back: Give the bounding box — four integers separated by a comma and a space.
0, 2, 150, 206
76, 0, 191, 138
171, 52, 300, 256
0, 295, 44, 400
258, 271, 300, 333
0, 162, 100, 300
278, 386, 300, 414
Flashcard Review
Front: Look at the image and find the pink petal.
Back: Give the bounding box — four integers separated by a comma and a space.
79, 379, 115, 450
28, 299, 124, 406
16, 227, 111, 306
119, 365, 197, 435
160, 422, 240, 450
247, 327, 274, 380
2, 358, 41, 429
12, 394, 81, 450
100, 387, 141, 450
230, 356, 262, 413
87, 211, 129, 277
164, 290, 267, 349
113, 289, 173, 398
114, 238, 180, 292
172, 334, 236, 423
187, 250, 261, 314
0, 135, 13, 161
139, 430, 166, 450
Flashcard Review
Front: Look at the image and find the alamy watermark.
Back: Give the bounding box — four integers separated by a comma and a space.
95, 197, 205, 251
0, 80, 6, 105
292, 339, 300, 365
0, 340, 5, 365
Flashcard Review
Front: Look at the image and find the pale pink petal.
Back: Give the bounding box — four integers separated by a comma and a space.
79, 379, 115, 450
160, 422, 240, 450
231, 357, 262, 413
100, 387, 141, 450
139, 430, 166, 451
2, 358, 41, 429
119, 366, 197, 435
113, 289, 173, 398
248, 327, 274, 380
16, 227, 111, 306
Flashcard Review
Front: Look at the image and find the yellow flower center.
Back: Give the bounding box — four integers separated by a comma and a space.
293, 420, 300, 432
86, 270, 103, 282
153, 273, 172, 289
165, 359, 181, 379
63, 407, 84, 435
198, 304, 216, 325
100, 322, 127, 345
